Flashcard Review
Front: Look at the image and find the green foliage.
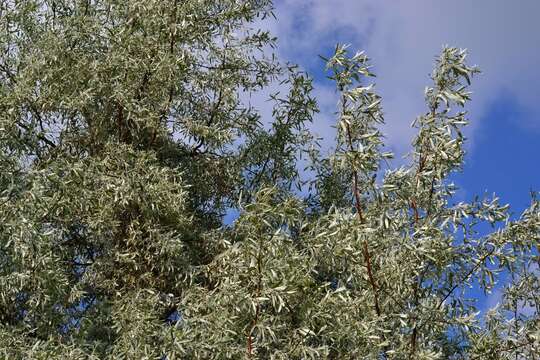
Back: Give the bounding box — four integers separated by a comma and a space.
0, 1, 538, 359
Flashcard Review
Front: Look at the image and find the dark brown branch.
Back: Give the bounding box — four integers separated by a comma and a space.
116, 101, 125, 142
247, 232, 275, 357
411, 246, 497, 348
409, 135, 430, 356
16, 121, 56, 149
342, 112, 381, 317
190, 89, 223, 155
436, 247, 495, 311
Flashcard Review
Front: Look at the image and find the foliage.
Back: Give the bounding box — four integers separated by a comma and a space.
0, 1, 538, 359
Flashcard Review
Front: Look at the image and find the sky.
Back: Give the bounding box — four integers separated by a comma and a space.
250, 0, 540, 312
252, 0, 540, 215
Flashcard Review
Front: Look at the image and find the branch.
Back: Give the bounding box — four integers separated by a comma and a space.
190, 89, 223, 155
341, 97, 381, 317
16, 121, 56, 149
436, 247, 495, 311
246, 232, 276, 357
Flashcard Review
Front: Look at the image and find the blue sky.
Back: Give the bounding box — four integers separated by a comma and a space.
253, 0, 540, 215
248, 0, 540, 312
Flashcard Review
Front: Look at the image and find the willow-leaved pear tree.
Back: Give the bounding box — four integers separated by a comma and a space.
0, 1, 538, 359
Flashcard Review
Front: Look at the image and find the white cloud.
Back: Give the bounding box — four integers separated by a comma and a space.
265, 0, 540, 157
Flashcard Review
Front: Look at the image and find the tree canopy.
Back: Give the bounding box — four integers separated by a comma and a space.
0, 1, 538, 359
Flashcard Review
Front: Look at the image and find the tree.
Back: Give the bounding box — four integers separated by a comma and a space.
0, 1, 538, 359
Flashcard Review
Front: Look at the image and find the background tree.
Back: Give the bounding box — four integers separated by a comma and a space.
0, 1, 538, 359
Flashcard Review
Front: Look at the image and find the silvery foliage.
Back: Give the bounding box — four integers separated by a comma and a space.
0, 1, 538, 359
